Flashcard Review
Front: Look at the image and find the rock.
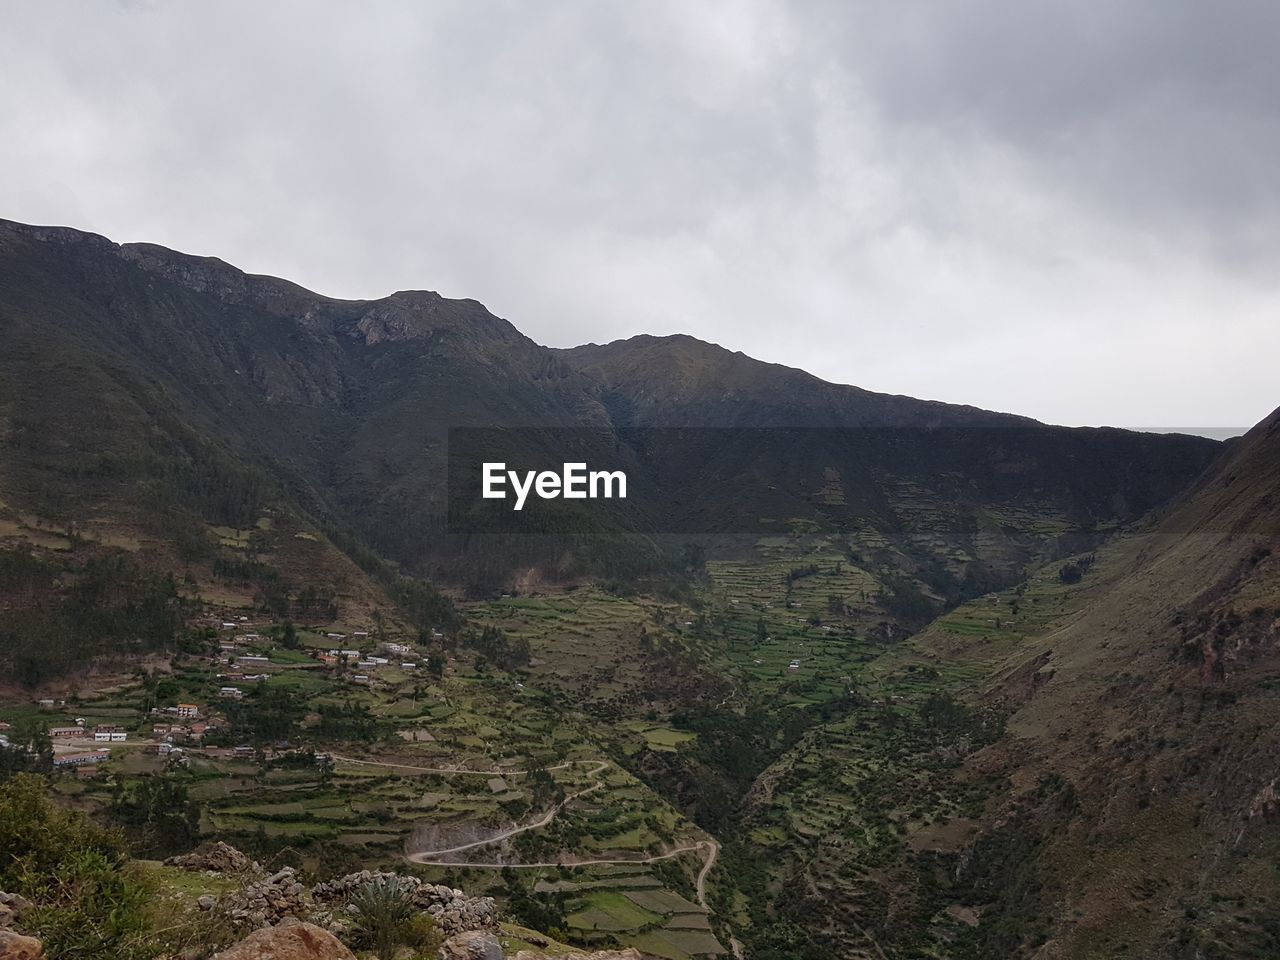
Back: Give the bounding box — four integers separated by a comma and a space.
0, 929, 43, 959
0, 894, 31, 931
166, 841, 256, 874
211, 920, 354, 960
217, 867, 308, 930
438, 930, 504, 960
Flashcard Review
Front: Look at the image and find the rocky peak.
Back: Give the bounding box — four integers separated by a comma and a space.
339, 291, 524, 348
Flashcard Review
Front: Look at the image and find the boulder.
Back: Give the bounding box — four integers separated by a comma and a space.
0, 930, 43, 960
0, 893, 31, 913
438, 930, 504, 960
0, 894, 31, 933
211, 920, 354, 960
166, 841, 258, 874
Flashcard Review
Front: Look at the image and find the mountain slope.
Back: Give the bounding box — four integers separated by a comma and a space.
710, 408, 1279, 959
0, 219, 611, 571
891, 407, 1280, 958
0, 218, 1219, 600
977, 408, 1280, 958
560, 332, 1023, 428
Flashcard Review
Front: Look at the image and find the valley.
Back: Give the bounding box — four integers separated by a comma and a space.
0, 219, 1276, 960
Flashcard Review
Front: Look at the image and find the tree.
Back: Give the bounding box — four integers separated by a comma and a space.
109, 776, 201, 857
224, 686, 305, 744
280, 619, 298, 649
0, 720, 52, 780
426, 650, 445, 679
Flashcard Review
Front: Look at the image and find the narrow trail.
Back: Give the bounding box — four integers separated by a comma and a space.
695, 836, 718, 906
335, 752, 727, 916
408, 842, 708, 871
406, 767, 608, 860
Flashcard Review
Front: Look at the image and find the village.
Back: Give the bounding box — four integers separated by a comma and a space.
26, 611, 453, 777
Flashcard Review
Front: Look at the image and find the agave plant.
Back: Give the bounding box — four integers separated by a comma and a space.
348, 875, 416, 960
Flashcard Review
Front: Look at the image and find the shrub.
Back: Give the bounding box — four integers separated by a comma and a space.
349, 875, 424, 960
0, 774, 154, 960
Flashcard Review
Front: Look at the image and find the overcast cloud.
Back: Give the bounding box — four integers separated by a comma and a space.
2, 0, 1277, 428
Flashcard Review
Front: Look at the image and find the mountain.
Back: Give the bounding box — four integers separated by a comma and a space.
0, 217, 1270, 958
726, 407, 1280, 958
0, 217, 1218, 601
960, 406, 1280, 956
559, 333, 1022, 428
0, 219, 612, 583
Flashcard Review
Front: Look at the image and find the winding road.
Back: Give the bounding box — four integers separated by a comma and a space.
331, 753, 723, 915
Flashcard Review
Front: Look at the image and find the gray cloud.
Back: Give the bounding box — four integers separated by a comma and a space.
1, 0, 1277, 428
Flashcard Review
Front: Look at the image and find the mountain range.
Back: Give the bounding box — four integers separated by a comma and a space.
0, 218, 1218, 591
3, 217, 1277, 958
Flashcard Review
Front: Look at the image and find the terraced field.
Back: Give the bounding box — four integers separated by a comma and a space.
15, 521, 1103, 959
719, 559, 1099, 957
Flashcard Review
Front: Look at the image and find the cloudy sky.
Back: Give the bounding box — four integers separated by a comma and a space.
2, 1, 1277, 429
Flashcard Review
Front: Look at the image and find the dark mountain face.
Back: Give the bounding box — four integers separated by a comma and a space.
0, 218, 1220, 593
559, 333, 1029, 428
0, 219, 610, 567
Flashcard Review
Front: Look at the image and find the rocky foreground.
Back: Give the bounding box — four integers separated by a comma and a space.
0, 842, 643, 960
173, 844, 630, 960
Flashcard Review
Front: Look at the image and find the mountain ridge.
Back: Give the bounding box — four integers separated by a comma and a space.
0, 218, 1165, 430
2, 217, 1277, 959
0, 217, 1221, 594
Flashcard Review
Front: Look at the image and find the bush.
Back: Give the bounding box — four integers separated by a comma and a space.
21, 852, 153, 960
0, 774, 154, 959
349, 875, 431, 960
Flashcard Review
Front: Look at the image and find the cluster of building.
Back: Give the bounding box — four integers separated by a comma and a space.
49, 723, 128, 742
30, 613, 443, 776
322, 648, 419, 675
52, 750, 110, 768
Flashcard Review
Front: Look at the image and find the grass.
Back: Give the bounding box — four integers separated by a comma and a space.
566, 891, 663, 932
631, 929, 727, 957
